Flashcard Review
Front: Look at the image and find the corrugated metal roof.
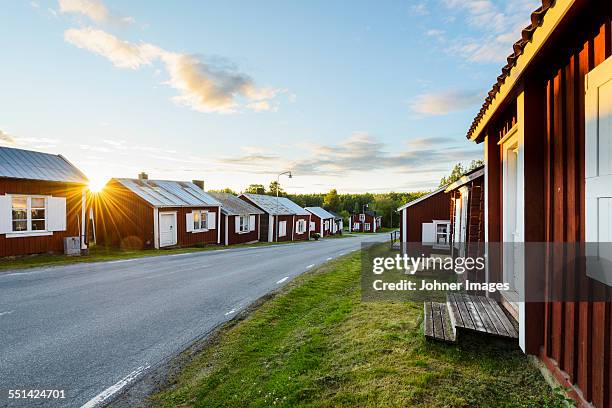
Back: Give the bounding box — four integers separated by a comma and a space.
115, 178, 221, 208
241, 194, 304, 215
305, 207, 335, 220
277, 197, 310, 216
0, 146, 88, 184
209, 192, 264, 216
327, 210, 343, 220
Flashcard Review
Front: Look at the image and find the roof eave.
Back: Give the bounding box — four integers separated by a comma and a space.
444, 168, 485, 192
397, 186, 447, 212
467, 0, 576, 143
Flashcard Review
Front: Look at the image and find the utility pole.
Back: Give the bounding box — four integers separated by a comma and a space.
275, 171, 292, 242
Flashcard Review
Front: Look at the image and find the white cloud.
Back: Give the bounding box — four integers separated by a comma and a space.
440, 0, 540, 63
64, 27, 282, 113
59, 0, 108, 22
80, 144, 111, 152
0, 129, 15, 144
411, 2, 429, 15
289, 133, 480, 177
58, 0, 134, 25
426, 29, 445, 37
64, 28, 157, 69
409, 89, 482, 115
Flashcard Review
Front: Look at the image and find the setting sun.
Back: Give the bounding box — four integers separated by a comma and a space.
88, 177, 108, 193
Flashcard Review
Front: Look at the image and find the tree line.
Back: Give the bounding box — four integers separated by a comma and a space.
209, 161, 483, 229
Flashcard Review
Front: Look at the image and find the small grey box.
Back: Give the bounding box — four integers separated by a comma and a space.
63, 237, 81, 256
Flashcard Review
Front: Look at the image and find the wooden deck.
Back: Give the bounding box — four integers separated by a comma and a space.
424, 293, 518, 343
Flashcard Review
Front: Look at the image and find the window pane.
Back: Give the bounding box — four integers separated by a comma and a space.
31, 209, 45, 220
193, 212, 200, 230
201, 212, 207, 229
12, 197, 26, 210
31, 198, 45, 208
12, 209, 27, 220
12, 220, 27, 231
32, 220, 45, 231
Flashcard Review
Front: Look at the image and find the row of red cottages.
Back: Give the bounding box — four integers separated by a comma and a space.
0, 157, 350, 256
399, 1, 612, 406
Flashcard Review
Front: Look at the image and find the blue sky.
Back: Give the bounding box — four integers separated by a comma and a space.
0, 0, 538, 193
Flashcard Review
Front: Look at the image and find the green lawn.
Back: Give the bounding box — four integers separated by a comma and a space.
0, 240, 314, 272
151, 253, 566, 408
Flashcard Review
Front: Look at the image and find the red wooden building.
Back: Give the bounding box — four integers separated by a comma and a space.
209, 192, 263, 246
305, 206, 336, 237
239, 194, 310, 242
348, 210, 382, 233
397, 187, 450, 247
0, 146, 89, 257
93, 175, 221, 249
467, 1, 611, 405
445, 165, 485, 249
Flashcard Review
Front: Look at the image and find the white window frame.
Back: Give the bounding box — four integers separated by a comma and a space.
364, 222, 371, 231
295, 219, 306, 234
239, 215, 250, 233
359, 213, 366, 222
433, 219, 451, 248
278, 220, 287, 237
193, 210, 209, 232
10, 195, 48, 234
353, 222, 360, 230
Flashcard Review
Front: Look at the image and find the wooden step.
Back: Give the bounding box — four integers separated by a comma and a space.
446, 293, 518, 339
424, 302, 456, 343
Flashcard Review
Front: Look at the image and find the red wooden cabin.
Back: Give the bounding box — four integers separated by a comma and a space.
397, 187, 450, 248
348, 210, 381, 233
467, 1, 611, 405
305, 207, 335, 237
93, 175, 221, 249
239, 194, 310, 242
209, 192, 263, 246
0, 146, 89, 257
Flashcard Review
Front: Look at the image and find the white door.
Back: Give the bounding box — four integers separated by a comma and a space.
159, 212, 177, 247
585, 55, 612, 285
501, 127, 523, 305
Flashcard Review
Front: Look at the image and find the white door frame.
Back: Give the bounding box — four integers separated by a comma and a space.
499, 92, 526, 351
159, 211, 178, 247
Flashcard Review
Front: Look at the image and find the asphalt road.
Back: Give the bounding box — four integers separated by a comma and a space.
0, 234, 386, 407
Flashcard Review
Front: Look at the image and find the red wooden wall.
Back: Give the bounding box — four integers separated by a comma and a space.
0, 179, 86, 257
293, 214, 311, 241
93, 180, 154, 249
93, 181, 219, 249
538, 13, 611, 408
164, 206, 219, 247
223, 214, 260, 245
448, 175, 485, 245
350, 213, 379, 233
402, 190, 450, 242
482, 4, 611, 405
